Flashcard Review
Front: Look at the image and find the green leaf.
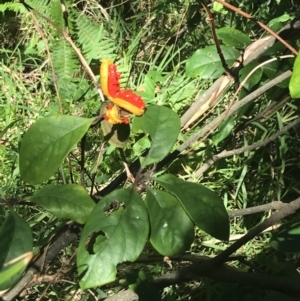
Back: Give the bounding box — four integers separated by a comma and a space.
213, 2, 226, 13
0, 212, 33, 291
0, 254, 32, 291
142, 71, 164, 101
146, 189, 194, 256
132, 105, 180, 167
19, 115, 94, 184
77, 188, 149, 289
155, 175, 229, 241
262, 61, 279, 79
239, 62, 262, 90
100, 103, 130, 148
289, 53, 300, 98
29, 184, 96, 224
270, 222, 300, 252
216, 27, 251, 48
186, 46, 239, 79
268, 13, 293, 31
212, 116, 235, 146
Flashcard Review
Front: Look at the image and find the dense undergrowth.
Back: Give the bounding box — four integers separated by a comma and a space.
1, 0, 300, 300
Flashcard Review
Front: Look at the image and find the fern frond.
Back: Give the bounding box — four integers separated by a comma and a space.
51, 39, 79, 79
49, 0, 65, 34
0, 3, 27, 13
163, 76, 196, 111
26, 0, 51, 14
76, 15, 116, 63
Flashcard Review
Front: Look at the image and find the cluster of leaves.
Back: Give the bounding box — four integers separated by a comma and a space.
1, 0, 300, 300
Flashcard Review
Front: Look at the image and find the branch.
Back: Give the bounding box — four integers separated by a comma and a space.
180, 19, 299, 128
211, 196, 300, 265
228, 201, 287, 218
153, 260, 300, 298
153, 197, 300, 298
178, 70, 292, 153
215, 0, 298, 55
194, 116, 300, 176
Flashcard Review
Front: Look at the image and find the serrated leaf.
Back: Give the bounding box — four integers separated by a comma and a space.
146, 189, 194, 256
289, 53, 300, 98
29, 184, 96, 224
77, 188, 149, 289
0, 212, 33, 291
270, 222, 300, 252
132, 105, 180, 167
155, 175, 229, 241
186, 46, 239, 79
51, 40, 79, 79
20, 115, 94, 184
216, 27, 251, 48
100, 103, 130, 148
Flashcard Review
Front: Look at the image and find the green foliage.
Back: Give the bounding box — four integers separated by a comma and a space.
146, 189, 194, 256
1, 0, 300, 299
30, 184, 96, 224
270, 222, 300, 252
289, 52, 300, 98
19, 116, 94, 184
216, 27, 251, 48
0, 212, 33, 291
132, 105, 180, 167
77, 188, 149, 288
185, 45, 240, 79
155, 174, 229, 241
51, 40, 79, 79
0, 2, 26, 13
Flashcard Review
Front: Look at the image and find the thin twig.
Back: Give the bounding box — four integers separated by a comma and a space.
201, 1, 233, 77
21, 1, 104, 101
177, 70, 292, 153
211, 196, 300, 265
194, 116, 300, 176
215, 0, 298, 55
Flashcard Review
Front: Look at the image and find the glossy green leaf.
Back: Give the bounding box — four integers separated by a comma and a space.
146, 189, 194, 256
100, 103, 130, 148
270, 222, 300, 252
239, 62, 262, 90
212, 116, 235, 146
186, 46, 239, 79
289, 53, 300, 98
216, 27, 251, 48
30, 184, 96, 224
77, 188, 149, 289
155, 175, 229, 241
20, 115, 94, 184
132, 105, 180, 167
0, 212, 33, 291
